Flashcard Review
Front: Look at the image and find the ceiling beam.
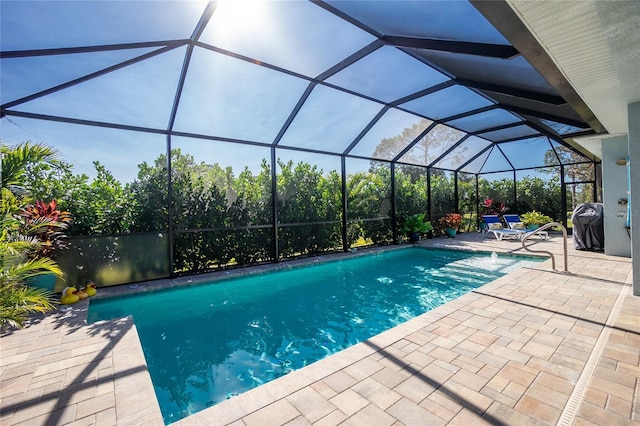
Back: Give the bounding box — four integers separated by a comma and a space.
3, 110, 168, 135
390, 80, 455, 107
470, 0, 606, 134
316, 40, 384, 81
474, 121, 528, 137
456, 78, 566, 105
499, 104, 588, 129
190, 2, 216, 42
440, 104, 498, 123
0, 40, 184, 59
312, 0, 382, 38
524, 120, 598, 161
382, 35, 519, 59
1, 43, 187, 111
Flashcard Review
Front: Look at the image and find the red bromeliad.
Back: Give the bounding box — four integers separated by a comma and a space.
20, 199, 72, 258
481, 198, 507, 216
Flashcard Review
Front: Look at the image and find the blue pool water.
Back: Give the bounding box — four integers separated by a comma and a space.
88, 248, 542, 424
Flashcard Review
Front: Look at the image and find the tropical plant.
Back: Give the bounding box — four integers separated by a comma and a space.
1, 141, 59, 196
481, 198, 508, 216
20, 199, 71, 258
0, 259, 60, 330
520, 211, 554, 227
1, 142, 63, 329
400, 213, 432, 242
400, 213, 434, 234
439, 213, 462, 230
1, 210, 61, 330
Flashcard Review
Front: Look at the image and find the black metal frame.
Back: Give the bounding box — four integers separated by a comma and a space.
0, 0, 605, 278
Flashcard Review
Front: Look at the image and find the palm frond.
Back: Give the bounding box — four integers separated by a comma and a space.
9, 257, 64, 280
1, 141, 59, 190
0, 284, 56, 329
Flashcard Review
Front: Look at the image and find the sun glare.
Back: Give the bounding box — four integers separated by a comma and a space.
208, 0, 271, 44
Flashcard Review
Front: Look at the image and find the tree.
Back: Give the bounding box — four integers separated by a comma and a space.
26, 159, 134, 235
543, 146, 595, 211
516, 175, 561, 220
228, 161, 273, 265
430, 173, 455, 218
457, 173, 477, 230
371, 119, 466, 167
478, 177, 514, 212
346, 166, 393, 245
276, 160, 342, 256
372, 119, 430, 162
128, 152, 171, 233
543, 146, 594, 182
395, 165, 428, 220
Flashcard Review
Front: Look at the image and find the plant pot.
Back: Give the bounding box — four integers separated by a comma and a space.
407, 231, 420, 242
444, 228, 457, 238
26, 273, 57, 292
527, 224, 539, 230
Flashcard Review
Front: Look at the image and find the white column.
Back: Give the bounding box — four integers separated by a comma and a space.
629, 102, 640, 295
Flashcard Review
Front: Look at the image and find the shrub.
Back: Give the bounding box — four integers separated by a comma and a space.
520, 211, 554, 226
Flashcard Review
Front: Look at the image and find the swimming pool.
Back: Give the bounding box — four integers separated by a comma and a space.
88, 247, 543, 424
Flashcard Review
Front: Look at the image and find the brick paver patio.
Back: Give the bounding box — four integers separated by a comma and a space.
1, 232, 638, 425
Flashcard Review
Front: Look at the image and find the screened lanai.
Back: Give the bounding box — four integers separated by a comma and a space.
0, 1, 624, 289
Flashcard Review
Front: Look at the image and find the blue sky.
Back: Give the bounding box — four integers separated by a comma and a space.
1, 1, 570, 183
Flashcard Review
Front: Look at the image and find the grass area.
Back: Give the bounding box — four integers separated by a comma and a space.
462, 213, 479, 232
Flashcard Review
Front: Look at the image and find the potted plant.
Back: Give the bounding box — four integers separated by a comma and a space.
520, 211, 553, 229
439, 213, 462, 238
400, 213, 433, 242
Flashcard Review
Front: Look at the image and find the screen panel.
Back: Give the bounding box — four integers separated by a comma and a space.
349, 110, 432, 160
326, 46, 449, 102
401, 85, 493, 121
278, 84, 382, 153
200, 0, 375, 77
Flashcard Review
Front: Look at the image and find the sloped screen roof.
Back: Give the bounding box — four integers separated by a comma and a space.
1, 0, 597, 174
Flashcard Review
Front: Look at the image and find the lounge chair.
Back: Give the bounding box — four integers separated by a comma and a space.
481, 215, 522, 241
502, 214, 548, 240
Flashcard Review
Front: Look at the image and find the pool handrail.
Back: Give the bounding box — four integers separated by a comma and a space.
521, 222, 569, 272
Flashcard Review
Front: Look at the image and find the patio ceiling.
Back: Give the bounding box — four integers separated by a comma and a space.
1, 0, 605, 175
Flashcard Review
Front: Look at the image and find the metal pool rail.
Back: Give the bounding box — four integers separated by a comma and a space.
521, 222, 569, 272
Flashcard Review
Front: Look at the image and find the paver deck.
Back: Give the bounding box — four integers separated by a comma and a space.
1, 232, 638, 425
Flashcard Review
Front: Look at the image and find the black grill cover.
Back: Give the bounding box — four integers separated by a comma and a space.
572, 203, 604, 250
